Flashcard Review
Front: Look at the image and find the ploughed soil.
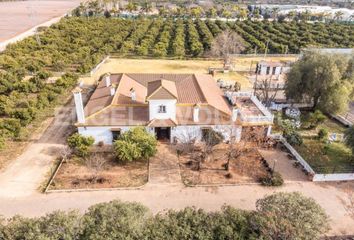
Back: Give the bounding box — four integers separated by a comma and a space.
178, 143, 269, 185
49, 152, 148, 190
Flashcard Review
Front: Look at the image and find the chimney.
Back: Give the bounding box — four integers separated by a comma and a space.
130, 88, 136, 101
104, 73, 111, 87
72, 87, 85, 124
232, 107, 238, 122
110, 84, 116, 96
193, 104, 200, 122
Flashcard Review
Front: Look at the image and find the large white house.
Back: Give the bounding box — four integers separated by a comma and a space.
73, 73, 273, 144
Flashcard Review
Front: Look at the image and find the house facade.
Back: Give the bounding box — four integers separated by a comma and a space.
73, 73, 273, 144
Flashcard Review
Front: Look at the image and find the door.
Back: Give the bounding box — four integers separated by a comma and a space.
155, 127, 170, 141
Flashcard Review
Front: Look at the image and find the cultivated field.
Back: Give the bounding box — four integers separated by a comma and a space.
81, 56, 297, 90
0, 0, 80, 42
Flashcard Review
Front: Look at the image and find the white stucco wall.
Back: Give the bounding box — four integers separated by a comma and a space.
274, 66, 282, 75
171, 125, 242, 143
148, 99, 176, 120
79, 125, 243, 145
78, 126, 131, 144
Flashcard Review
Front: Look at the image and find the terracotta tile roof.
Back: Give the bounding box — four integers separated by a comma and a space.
176, 105, 233, 125
84, 106, 149, 126
147, 118, 177, 127
82, 73, 236, 126
147, 79, 178, 100
194, 74, 231, 114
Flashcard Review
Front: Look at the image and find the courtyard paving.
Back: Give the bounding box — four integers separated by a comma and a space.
148, 143, 181, 185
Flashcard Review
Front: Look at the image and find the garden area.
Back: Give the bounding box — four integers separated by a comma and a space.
176, 128, 283, 186
48, 127, 156, 190
275, 109, 354, 174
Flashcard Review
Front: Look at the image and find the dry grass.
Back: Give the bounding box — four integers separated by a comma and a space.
178, 143, 268, 185
49, 152, 148, 190
80, 57, 297, 90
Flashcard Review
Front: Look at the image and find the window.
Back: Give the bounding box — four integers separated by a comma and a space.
112, 130, 121, 141
266, 66, 271, 75
272, 67, 276, 75
158, 105, 166, 113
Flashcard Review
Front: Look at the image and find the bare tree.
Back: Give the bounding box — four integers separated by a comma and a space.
254, 77, 280, 107
210, 30, 245, 66
175, 128, 199, 154
85, 153, 107, 183
60, 146, 72, 162
224, 126, 266, 171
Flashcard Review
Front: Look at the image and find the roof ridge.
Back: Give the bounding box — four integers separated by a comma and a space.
191, 74, 207, 103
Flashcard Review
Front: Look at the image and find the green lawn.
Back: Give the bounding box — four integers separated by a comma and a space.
294, 138, 353, 174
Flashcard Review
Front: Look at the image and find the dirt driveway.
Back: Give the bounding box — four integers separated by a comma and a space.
0, 101, 75, 197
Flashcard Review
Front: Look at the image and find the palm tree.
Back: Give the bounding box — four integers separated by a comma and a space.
300, 10, 311, 21
349, 14, 354, 22
271, 7, 280, 20
141, 1, 152, 13
334, 11, 344, 21
287, 10, 296, 21
126, 1, 137, 13
190, 6, 203, 18
238, 8, 248, 20
207, 7, 217, 18
253, 8, 261, 20
158, 6, 168, 17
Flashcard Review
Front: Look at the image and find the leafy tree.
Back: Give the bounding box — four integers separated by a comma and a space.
81, 200, 149, 239
67, 133, 95, 157
113, 127, 157, 162
3, 211, 82, 240
114, 140, 141, 162
285, 52, 351, 114
253, 192, 329, 240
344, 126, 354, 154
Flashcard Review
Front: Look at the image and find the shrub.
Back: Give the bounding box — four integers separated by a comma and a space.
259, 172, 284, 186
81, 200, 149, 239
67, 133, 94, 157
252, 192, 330, 240
202, 128, 224, 147
114, 140, 141, 162
113, 127, 157, 162
307, 110, 326, 128
318, 127, 329, 140
0, 136, 4, 150
0, 193, 331, 239
344, 126, 354, 154
284, 131, 303, 146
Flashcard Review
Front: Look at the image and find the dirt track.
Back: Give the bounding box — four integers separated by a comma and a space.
0, 99, 75, 197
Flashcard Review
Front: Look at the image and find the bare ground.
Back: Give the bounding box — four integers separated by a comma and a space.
178, 143, 269, 185
50, 153, 148, 190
